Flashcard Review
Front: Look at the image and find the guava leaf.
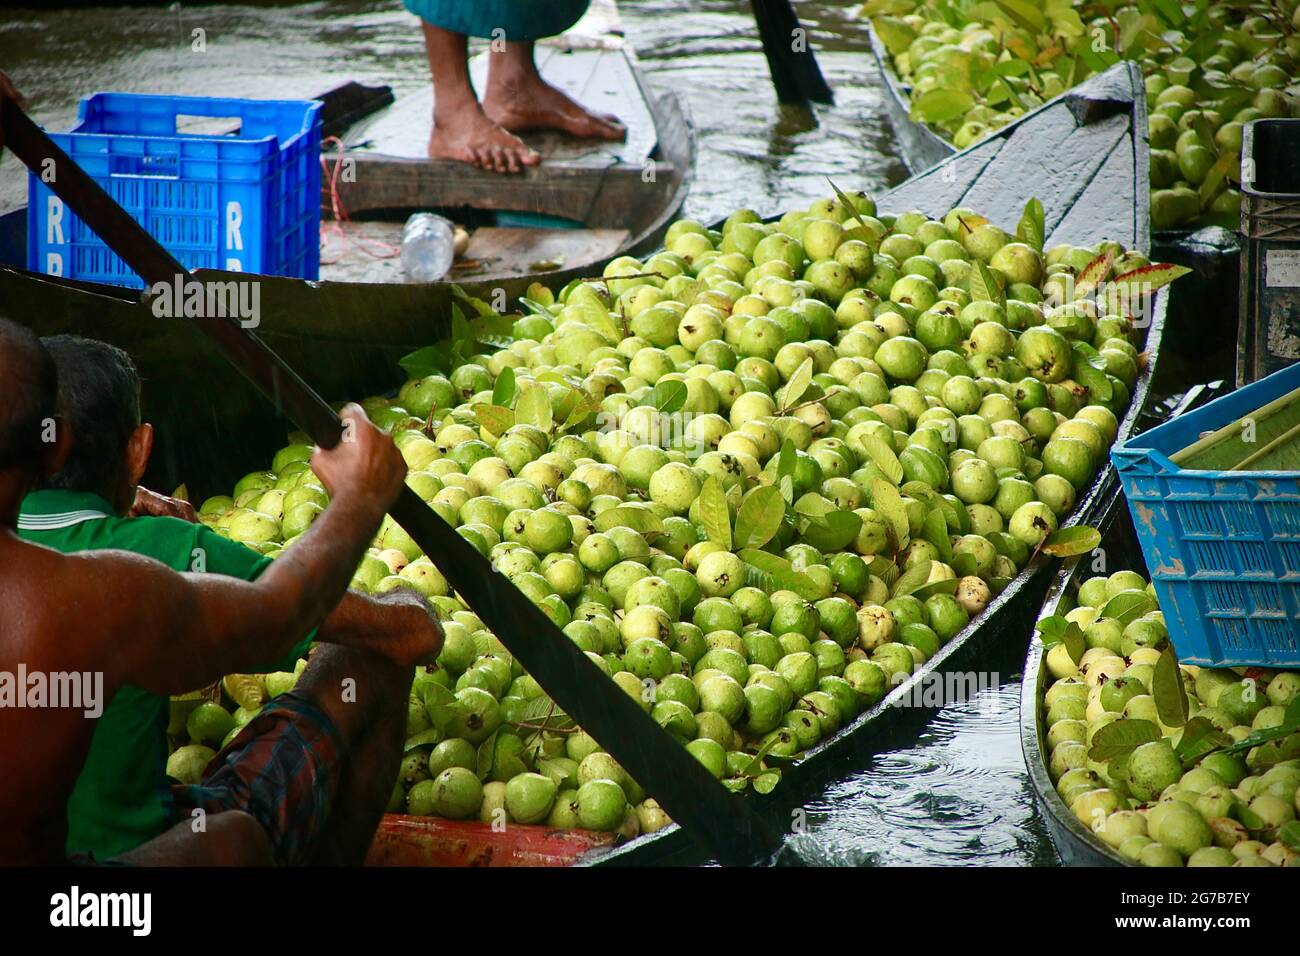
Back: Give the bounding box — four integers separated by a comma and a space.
1279, 821, 1300, 852
1040, 525, 1101, 557
1035, 615, 1085, 663
871, 479, 910, 552
911, 578, 960, 602
734, 486, 786, 550
404, 728, 443, 752
922, 509, 953, 563
1213, 700, 1300, 756
951, 552, 980, 578
1016, 197, 1045, 253
472, 403, 515, 437
969, 260, 1005, 308
560, 391, 599, 434
1199, 151, 1240, 209
1073, 361, 1114, 402
911, 88, 976, 125
872, 15, 917, 55
1234, 798, 1266, 831
741, 550, 820, 600
826, 177, 867, 229
1099, 591, 1150, 627
1176, 717, 1232, 764
515, 385, 553, 432
890, 563, 935, 599
994, 0, 1045, 31
780, 357, 815, 412
491, 367, 517, 407
777, 439, 797, 479
646, 379, 688, 415
802, 510, 862, 552
1107, 262, 1193, 299
398, 344, 451, 379
1073, 250, 1116, 301
475, 730, 499, 782
862, 435, 904, 485
517, 297, 553, 318
1087, 718, 1161, 763
753, 771, 781, 795
593, 506, 663, 536
1152, 646, 1189, 729
699, 476, 733, 550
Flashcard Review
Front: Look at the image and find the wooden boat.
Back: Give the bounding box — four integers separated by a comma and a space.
360, 61, 1169, 867
864, 24, 1242, 275
1, 59, 1169, 866
0, 0, 693, 303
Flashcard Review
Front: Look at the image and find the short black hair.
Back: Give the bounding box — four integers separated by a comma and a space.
0, 318, 58, 471
41, 335, 142, 499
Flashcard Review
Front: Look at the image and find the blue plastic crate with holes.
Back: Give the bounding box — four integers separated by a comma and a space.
1112, 360, 1300, 667
28, 92, 321, 287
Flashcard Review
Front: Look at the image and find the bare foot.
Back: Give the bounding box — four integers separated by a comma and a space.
483, 74, 627, 143
428, 99, 540, 174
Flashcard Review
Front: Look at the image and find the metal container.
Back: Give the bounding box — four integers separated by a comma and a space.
1238, 119, 1300, 385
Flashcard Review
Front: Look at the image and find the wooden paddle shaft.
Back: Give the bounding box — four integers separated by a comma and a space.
0, 101, 781, 867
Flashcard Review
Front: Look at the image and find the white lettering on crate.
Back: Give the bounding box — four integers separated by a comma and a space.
46, 196, 65, 245
225, 201, 243, 252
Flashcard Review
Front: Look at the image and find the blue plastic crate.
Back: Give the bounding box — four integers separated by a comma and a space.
1112, 361, 1300, 666
28, 92, 321, 287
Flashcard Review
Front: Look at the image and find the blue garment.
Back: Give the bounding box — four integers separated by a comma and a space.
404, 0, 590, 42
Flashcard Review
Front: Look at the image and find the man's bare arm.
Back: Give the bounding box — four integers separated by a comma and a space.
105, 406, 408, 693
317, 588, 444, 668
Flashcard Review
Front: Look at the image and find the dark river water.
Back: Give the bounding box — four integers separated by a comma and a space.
0, 0, 1058, 866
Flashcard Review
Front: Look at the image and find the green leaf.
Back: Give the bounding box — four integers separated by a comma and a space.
911, 88, 976, 125
1279, 821, 1300, 852
515, 385, 553, 432
1073, 250, 1117, 301
826, 177, 868, 229
593, 506, 663, 536
472, 403, 515, 436
1152, 646, 1189, 729
1106, 262, 1193, 298
560, 391, 599, 434
1035, 616, 1085, 663
1041, 525, 1101, 557
969, 260, 1006, 308
1087, 718, 1161, 763
922, 509, 953, 563
871, 479, 910, 551
475, 729, 499, 782
861, 435, 904, 486
1100, 591, 1150, 627
753, 771, 781, 795
517, 297, 553, 318
1016, 197, 1045, 253
403, 727, 443, 752
1176, 717, 1232, 764
492, 367, 516, 407
890, 562, 932, 598
738, 549, 820, 600
951, 552, 980, 578
1074, 361, 1114, 402
779, 357, 815, 412
699, 476, 732, 550
777, 439, 797, 480
803, 510, 862, 551
994, 0, 1046, 32
398, 344, 450, 379
912, 578, 960, 602
872, 15, 917, 55
646, 379, 688, 415
733, 485, 786, 550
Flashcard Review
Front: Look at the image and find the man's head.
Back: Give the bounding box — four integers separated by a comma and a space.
0, 318, 63, 507
41, 335, 152, 513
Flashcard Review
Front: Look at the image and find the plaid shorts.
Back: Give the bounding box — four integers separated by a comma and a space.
172, 691, 343, 866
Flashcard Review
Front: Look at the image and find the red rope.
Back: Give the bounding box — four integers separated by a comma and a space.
319, 135, 400, 266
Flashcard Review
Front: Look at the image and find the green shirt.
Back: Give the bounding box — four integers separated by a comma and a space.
18, 489, 313, 859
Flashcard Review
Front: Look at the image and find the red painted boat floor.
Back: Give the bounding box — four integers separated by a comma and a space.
365, 814, 618, 867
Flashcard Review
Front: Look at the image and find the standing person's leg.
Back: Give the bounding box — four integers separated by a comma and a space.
421, 22, 540, 173
482, 39, 626, 142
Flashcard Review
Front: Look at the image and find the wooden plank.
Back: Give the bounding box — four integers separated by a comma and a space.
877, 133, 1007, 220
1047, 137, 1140, 251
459, 225, 629, 277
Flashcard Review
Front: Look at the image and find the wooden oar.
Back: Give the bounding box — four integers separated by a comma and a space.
751, 0, 834, 106
0, 101, 783, 867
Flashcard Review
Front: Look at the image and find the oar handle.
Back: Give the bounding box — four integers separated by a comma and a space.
0, 99, 781, 866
